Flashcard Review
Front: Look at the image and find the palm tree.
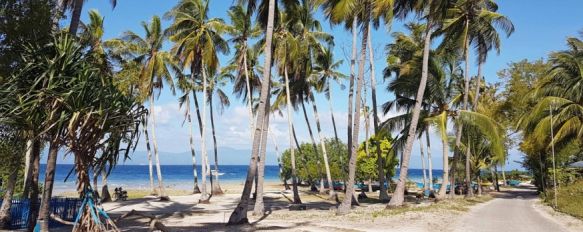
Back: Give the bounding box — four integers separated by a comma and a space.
57, 0, 117, 35
272, 11, 302, 204
312, 46, 346, 143
226, 4, 262, 133
106, 16, 176, 200
519, 37, 583, 170
386, 0, 454, 207
166, 0, 229, 203
228, 0, 275, 223
208, 71, 231, 195
382, 21, 462, 199
176, 72, 202, 194
440, 0, 514, 197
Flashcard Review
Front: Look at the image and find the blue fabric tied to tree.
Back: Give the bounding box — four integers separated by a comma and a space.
72, 187, 119, 232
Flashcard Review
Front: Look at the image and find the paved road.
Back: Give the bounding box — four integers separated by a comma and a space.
454, 187, 568, 232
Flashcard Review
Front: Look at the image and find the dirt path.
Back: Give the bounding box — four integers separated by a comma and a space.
453, 187, 571, 232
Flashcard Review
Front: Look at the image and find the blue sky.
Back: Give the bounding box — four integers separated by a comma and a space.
72, 0, 583, 169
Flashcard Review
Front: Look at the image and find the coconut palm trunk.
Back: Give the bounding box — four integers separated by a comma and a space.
39, 141, 59, 231
269, 127, 286, 189
209, 93, 223, 195
346, 16, 357, 177
458, 18, 473, 198
367, 22, 389, 201
149, 94, 168, 200
438, 131, 450, 199
285, 67, 302, 204
186, 95, 202, 194
388, 21, 434, 207
364, 98, 373, 194
0, 167, 18, 229
253, 94, 271, 215
310, 94, 336, 198
142, 115, 157, 195
426, 130, 434, 191
419, 137, 428, 190
228, 0, 275, 223
244, 46, 255, 134
199, 66, 212, 203
68, 0, 84, 35
501, 164, 507, 186
326, 89, 340, 142
337, 20, 368, 215
300, 100, 325, 194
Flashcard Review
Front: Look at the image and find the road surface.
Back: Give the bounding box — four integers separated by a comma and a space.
454, 187, 569, 232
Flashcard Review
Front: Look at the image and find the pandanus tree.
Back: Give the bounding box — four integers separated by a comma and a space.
0, 127, 25, 229
440, 0, 514, 197
166, 0, 229, 203
106, 16, 176, 200
0, 2, 53, 229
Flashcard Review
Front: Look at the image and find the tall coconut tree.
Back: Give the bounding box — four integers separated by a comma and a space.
57, 0, 117, 35
166, 0, 229, 203
382, 21, 464, 199
228, 0, 275, 223
271, 11, 303, 204
105, 16, 176, 200
176, 72, 202, 194
207, 71, 231, 195
225, 4, 263, 133
386, 0, 454, 207
440, 0, 514, 197
311, 46, 346, 143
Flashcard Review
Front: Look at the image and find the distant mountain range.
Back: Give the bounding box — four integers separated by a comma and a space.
50, 147, 280, 166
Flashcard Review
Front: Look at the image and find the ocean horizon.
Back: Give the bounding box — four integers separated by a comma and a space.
40, 164, 444, 193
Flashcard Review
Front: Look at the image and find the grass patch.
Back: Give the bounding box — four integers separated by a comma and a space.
369, 195, 493, 219
546, 179, 583, 219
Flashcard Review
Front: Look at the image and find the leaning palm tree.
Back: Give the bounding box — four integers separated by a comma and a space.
166, 0, 229, 203
386, 0, 454, 207
228, 0, 276, 224
105, 16, 176, 200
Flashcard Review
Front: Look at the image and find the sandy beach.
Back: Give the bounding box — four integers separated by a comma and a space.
50, 183, 583, 232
